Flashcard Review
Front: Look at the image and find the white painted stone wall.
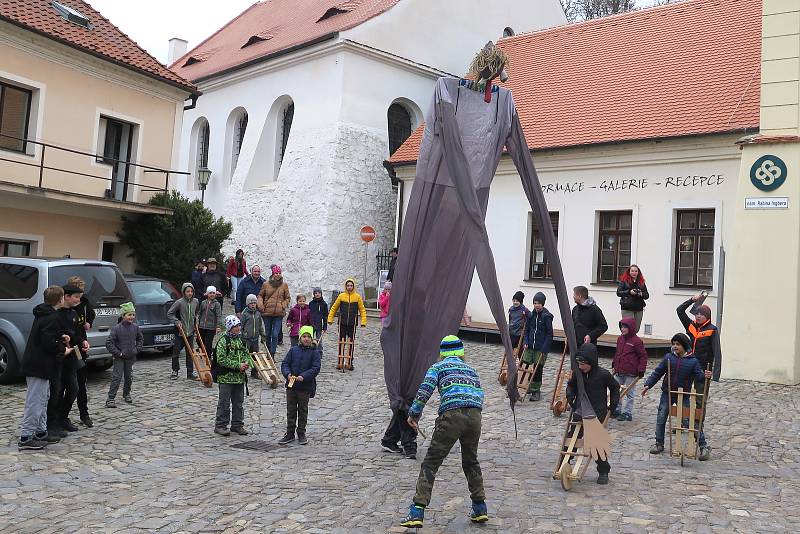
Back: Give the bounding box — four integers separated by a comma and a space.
396, 134, 742, 340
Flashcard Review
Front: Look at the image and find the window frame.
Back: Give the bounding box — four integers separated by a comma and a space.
526, 211, 559, 281
0, 81, 33, 154
388, 103, 413, 156
278, 103, 293, 168
195, 119, 210, 188
231, 111, 248, 174
0, 240, 32, 257
596, 210, 633, 284
673, 208, 715, 289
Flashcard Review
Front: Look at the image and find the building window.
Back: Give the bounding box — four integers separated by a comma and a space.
388, 103, 412, 155
231, 111, 248, 175
0, 263, 38, 299
0, 82, 32, 153
527, 211, 559, 280
278, 103, 293, 168
597, 210, 632, 283
195, 119, 210, 188
674, 209, 715, 288
0, 240, 32, 257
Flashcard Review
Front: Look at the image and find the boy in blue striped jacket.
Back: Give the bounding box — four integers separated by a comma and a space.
400, 335, 488, 529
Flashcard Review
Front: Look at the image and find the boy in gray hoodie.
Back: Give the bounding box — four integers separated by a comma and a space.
241, 294, 266, 377
105, 302, 143, 407
167, 283, 200, 380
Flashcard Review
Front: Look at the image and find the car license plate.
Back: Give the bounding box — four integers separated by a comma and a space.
95, 307, 119, 317
154, 334, 174, 343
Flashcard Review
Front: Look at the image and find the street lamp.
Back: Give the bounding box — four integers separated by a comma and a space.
197, 166, 212, 204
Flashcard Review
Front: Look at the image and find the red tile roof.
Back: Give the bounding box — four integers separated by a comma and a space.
389, 0, 761, 166
0, 0, 196, 94
171, 0, 401, 82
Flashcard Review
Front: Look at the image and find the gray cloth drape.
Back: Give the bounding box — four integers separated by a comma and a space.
382, 77, 592, 419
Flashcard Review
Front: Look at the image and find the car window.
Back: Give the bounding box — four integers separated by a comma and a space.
129, 280, 177, 304
162, 281, 180, 300
48, 265, 131, 306
0, 263, 38, 300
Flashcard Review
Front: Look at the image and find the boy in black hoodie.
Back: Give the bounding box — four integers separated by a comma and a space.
522, 292, 553, 401
49, 284, 84, 435
571, 286, 608, 347
18, 286, 69, 450
565, 343, 620, 484
67, 276, 95, 427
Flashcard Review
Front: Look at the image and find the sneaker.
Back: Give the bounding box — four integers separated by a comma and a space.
470, 501, 489, 523
124, 396, 133, 404
650, 443, 664, 454
403, 450, 417, 460
531, 391, 541, 401
626, 413, 633, 421
597, 473, 609, 485
79, 415, 93, 428
381, 442, 403, 454
106, 399, 116, 408
698, 446, 711, 461
18, 437, 47, 451
47, 427, 68, 438
189, 372, 199, 380
230, 427, 249, 436
616, 412, 627, 422
170, 371, 178, 380
297, 433, 308, 445
400, 504, 424, 528
61, 419, 79, 432
214, 427, 230, 436
278, 432, 295, 445
34, 432, 61, 444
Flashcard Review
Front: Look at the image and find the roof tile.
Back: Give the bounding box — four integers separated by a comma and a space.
389, 0, 761, 165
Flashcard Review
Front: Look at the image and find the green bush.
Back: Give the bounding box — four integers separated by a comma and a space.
117, 191, 232, 287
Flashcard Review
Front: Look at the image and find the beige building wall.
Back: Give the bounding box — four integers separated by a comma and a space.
723, 0, 800, 384
0, 22, 186, 203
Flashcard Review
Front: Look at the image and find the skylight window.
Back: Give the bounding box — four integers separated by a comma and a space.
317, 7, 349, 22
52, 1, 92, 29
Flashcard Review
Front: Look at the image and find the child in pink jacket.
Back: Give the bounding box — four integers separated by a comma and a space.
378, 281, 392, 327
286, 294, 312, 346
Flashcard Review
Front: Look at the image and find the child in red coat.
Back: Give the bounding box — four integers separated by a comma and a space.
611, 316, 648, 421
378, 281, 392, 327
286, 294, 312, 347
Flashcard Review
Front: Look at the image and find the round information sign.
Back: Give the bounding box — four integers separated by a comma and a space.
360, 226, 376, 242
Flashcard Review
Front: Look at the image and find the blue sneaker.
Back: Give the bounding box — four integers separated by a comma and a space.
400, 504, 424, 528
470, 501, 489, 523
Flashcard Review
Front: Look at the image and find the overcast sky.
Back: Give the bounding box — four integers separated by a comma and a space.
89, 0, 256, 64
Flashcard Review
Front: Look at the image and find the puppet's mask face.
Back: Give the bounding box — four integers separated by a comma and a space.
468, 41, 509, 88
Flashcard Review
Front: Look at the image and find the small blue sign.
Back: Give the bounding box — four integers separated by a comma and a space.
750, 155, 787, 192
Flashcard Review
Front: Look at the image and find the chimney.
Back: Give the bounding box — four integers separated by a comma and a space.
168, 37, 188, 65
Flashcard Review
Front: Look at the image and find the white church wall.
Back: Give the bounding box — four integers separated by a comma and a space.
342, 0, 567, 76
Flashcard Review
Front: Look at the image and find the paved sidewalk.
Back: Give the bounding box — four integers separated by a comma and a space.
0, 320, 798, 533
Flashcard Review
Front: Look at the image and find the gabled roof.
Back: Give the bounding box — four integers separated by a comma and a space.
0, 0, 196, 94
389, 0, 761, 166
171, 0, 401, 82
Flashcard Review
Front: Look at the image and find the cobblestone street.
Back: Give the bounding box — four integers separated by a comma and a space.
1, 320, 799, 533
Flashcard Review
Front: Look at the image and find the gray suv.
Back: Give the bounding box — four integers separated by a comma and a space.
0, 258, 133, 384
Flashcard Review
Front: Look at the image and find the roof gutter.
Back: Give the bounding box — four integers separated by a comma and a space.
191, 32, 339, 84
0, 16, 199, 97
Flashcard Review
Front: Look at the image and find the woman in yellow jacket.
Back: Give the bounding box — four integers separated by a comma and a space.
327, 278, 367, 370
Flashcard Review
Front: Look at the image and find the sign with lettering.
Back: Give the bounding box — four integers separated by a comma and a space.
745, 197, 789, 210
540, 174, 726, 195
750, 155, 786, 192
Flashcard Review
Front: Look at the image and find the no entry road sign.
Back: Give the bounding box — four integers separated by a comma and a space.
360, 226, 376, 242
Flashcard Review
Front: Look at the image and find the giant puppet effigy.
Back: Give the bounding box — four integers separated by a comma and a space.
381, 43, 611, 460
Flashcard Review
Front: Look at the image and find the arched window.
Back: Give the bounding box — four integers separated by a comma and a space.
279, 102, 294, 168
388, 103, 412, 155
503, 27, 515, 38
195, 119, 210, 189
231, 111, 248, 174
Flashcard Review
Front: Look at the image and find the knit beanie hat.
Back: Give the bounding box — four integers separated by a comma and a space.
181, 282, 194, 295
299, 325, 314, 339
119, 302, 136, 316
205, 285, 217, 296
62, 284, 83, 295
312, 287, 322, 296
533, 291, 546, 305
695, 305, 712, 321
272, 265, 282, 275
246, 294, 258, 305
384, 281, 392, 290
225, 314, 241, 331
512, 291, 524, 304
440, 335, 464, 359
671, 333, 691, 352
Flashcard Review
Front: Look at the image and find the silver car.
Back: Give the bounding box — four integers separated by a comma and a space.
0, 257, 133, 384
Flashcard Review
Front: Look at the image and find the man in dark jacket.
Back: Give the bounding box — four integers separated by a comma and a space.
522, 291, 553, 401
566, 343, 619, 484
572, 286, 608, 347
18, 286, 69, 450
235, 265, 265, 313
201, 258, 228, 309
676, 295, 722, 381
278, 326, 322, 446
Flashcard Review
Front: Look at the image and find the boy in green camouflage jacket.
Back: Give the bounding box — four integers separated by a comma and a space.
214, 315, 255, 437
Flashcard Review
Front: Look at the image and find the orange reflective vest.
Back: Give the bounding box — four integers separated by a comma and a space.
688, 321, 714, 354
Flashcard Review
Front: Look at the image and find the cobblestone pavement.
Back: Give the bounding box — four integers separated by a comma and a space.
1, 316, 799, 533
